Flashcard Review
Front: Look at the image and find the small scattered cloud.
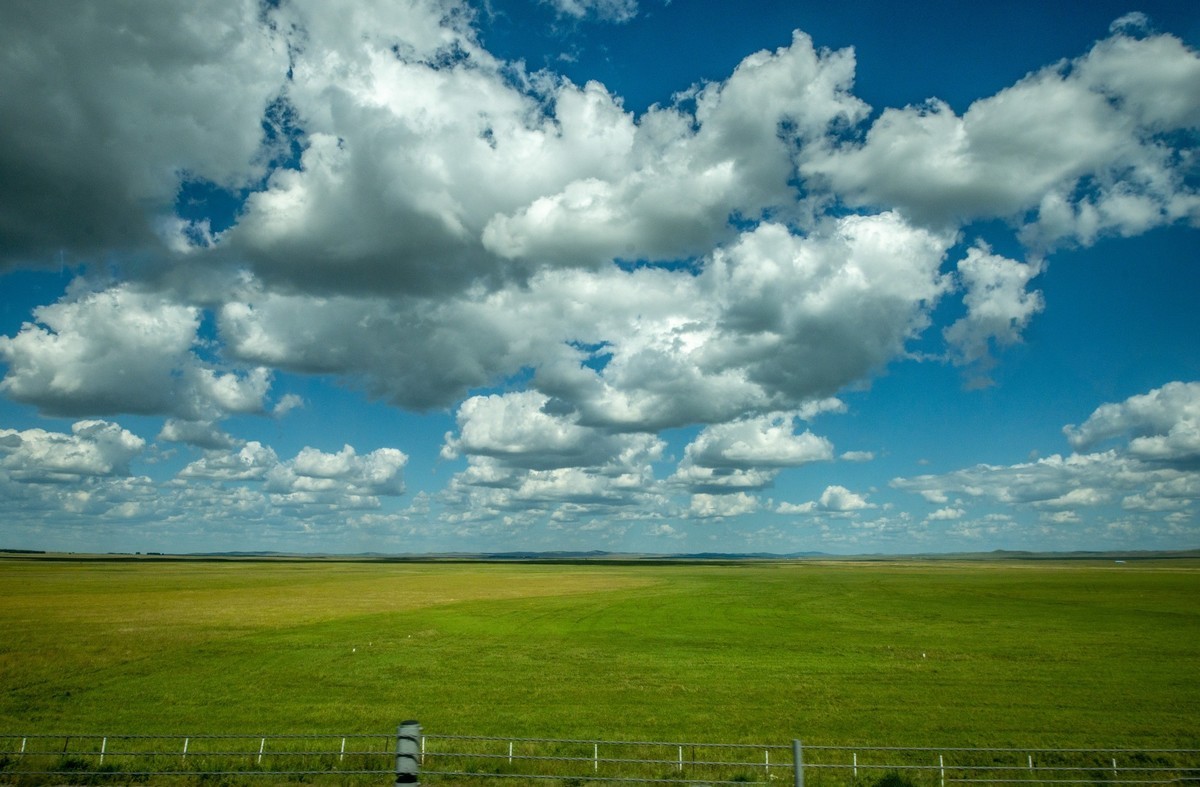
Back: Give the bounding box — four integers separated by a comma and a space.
776, 484, 876, 515
927, 506, 965, 521
541, 0, 638, 23
1110, 12, 1151, 34
273, 394, 304, 417
818, 484, 875, 512
895, 381, 1200, 525
943, 245, 1044, 388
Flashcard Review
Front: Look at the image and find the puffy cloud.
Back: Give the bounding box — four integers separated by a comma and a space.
442, 457, 661, 522
441, 391, 663, 471
803, 29, 1200, 244
440, 391, 666, 519
0, 420, 145, 482
698, 215, 953, 400
943, 245, 1044, 385
178, 441, 280, 483
272, 394, 305, 417
673, 464, 779, 494
221, 211, 953, 426
483, 32, 867, 270
176, 440, 408, 517
220, 17, 869, 297
157, 419, 239, 451
688, 491, 760, 519
1, 285, 199, 416
927, 507, 965, 521
227, 5, 633, 293
268, 444, 408, 498
776, 484, 875, 514
535, 213, 954, 431
218, 290, 546, 410
0, 0, 288, 266
818, 485, 874, 512
196, 368, 271, 416
1064, 381, 1200, 464
682, 413, 835, 469
894, 451, 1135, 508
0, 284, 274, 420
893, 443, 1198, 523
1036, 487, 1112, 510
671, 412, 833, 493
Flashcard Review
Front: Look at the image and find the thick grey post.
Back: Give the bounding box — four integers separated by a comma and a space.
793, 739, 804, 787
396, 721, 421, 786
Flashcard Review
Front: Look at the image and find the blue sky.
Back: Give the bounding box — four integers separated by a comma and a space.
1, 0, 1198, 555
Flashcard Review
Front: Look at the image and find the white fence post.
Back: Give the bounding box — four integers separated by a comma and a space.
340, 737, 346, 763
594, 743, 599, 772
854, 751, 858, 779
1112, 758, 1118, 781
258, 737, 265, 764
793, 739, 804, 787
939, 753, 945, 787
100, 737, 106, 765
182, 737, 189, 761
678, 745, 683, 773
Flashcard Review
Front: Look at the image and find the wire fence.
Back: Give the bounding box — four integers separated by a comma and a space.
1, 729, 1198, 786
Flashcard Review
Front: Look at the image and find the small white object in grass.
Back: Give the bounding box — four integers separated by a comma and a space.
922, 652, 926, 658
352, 647, 356, 653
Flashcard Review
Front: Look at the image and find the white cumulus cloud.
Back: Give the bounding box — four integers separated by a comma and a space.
0, 421, 145, 482
1064, 381, 1200, 464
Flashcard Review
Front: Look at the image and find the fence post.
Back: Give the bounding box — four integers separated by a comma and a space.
793, 739, 804, 787
395, 721, 421, 786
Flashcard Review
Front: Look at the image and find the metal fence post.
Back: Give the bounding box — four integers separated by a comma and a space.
396, 721, 421, 786
794, 739, 804, 787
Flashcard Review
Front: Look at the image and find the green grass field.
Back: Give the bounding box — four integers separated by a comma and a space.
1, 556, 1197, 749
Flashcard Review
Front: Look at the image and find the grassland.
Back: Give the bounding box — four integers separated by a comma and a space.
1, 556, 1197, 749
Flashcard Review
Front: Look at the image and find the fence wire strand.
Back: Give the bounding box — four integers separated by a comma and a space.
1, 732, 1197, 786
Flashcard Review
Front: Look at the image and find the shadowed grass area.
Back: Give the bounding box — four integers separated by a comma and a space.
1, 557, 1197, 748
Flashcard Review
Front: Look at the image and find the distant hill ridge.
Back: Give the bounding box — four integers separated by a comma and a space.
5, 547, 1199, 562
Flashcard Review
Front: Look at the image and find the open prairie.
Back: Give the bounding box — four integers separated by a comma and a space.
1, 556, 1197, 748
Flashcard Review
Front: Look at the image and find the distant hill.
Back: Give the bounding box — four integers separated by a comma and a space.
5, 547, 1198, 563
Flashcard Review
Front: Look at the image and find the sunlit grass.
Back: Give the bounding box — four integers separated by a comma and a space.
2, 557, 1197, 748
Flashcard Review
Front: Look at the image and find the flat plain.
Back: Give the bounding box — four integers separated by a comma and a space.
1, 556, 1197, 748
